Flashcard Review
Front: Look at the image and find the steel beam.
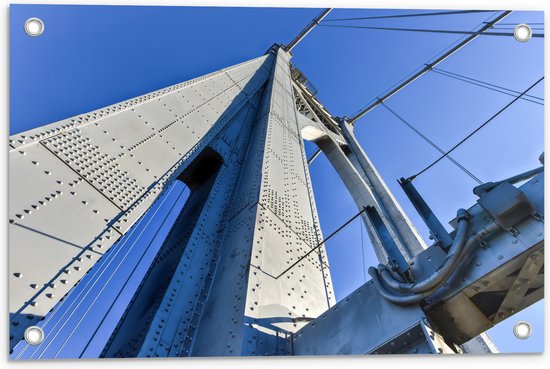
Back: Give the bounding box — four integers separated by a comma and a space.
291, 172, 543, 354
284, 8, 332, 52
399, 177, 454, 249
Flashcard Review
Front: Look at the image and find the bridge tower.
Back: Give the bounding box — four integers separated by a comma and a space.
9, 39, 430, 357
9, 9, 543, 359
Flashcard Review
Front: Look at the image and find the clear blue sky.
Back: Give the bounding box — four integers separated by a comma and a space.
10, 4, 544, 354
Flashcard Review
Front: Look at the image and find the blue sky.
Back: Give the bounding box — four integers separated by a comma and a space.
10, 5, 543, 354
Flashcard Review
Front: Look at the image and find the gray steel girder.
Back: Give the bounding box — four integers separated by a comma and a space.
291, 173, 543, 355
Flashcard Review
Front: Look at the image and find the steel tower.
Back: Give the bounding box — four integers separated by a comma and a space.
9, 9, 544, 358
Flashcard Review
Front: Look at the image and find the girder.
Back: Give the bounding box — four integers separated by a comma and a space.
291, 172, 543, 354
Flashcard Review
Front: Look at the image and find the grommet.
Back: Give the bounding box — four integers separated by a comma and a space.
24, 326, 45, 345
24, 17, 45, 37
513, 321, 532, 339
514, 24, 532, 42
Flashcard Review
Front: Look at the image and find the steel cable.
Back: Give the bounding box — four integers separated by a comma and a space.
409, 76, 544, 181
20, 184, 183, 359
381, 102, 483, 184
323, 10, 494, 22
431, 67, 544, 105
346, 11, 512, 123
318, 24, 544, 38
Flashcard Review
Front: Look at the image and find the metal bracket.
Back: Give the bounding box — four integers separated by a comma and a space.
477, 181, 536, 231
493, 250, 544, 323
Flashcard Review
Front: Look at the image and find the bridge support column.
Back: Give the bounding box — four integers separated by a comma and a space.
338, 120, 426, 260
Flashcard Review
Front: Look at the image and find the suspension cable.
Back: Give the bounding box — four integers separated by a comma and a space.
275, 207, 368, 279
346, 11, 512, 124
323, 9, 494, 22
381, 102, 483, 184
307, 147, 322, 165
491, 25, 544, 30
318, 24, 544, 38
487, 22, 544, 25
373, 11, 503, 99
409, 76, 544, 181
431, 67, 544, 105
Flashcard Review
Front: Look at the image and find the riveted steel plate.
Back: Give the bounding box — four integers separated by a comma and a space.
9, 51, 273, 351
9, 142, 121, 318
